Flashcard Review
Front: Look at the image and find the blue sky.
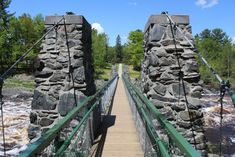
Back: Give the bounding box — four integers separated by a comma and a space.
9, 0, 235, 46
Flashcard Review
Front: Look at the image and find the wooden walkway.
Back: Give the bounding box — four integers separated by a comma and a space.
101, 78, 144, 157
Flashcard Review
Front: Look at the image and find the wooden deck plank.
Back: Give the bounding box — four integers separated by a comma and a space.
102, 78, 144, 157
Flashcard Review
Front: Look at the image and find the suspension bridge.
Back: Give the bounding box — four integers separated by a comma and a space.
0, 12, 235, 157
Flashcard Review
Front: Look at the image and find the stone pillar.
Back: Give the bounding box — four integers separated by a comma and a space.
142, 14, 207, 155
111, 64, 117, 78
123, 65, 130, 79
28, 15, 95, 140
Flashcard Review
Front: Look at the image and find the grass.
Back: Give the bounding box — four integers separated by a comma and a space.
128, 65, 141, 80
101, 63, 141, 80
100, 67, 112, 80
116, 64, 119, 71
3, 77, 35, 91
95, 63, 114, 81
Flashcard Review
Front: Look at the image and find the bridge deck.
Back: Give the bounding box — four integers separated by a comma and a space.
102, 78, 144, 157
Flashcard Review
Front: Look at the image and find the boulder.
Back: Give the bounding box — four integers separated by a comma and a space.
178, 110, 203, 121
73, 66, 85, 84
46, 62, 63, 70
171, 83, 190, 97
71, 58, 83, 68
58, 90, 86, 116
160, 39, 179, 46
49, 71, 66, 82
181, 49, 195, 59
153, 82, 166, 96
159, 56, 175, 66
148, 66, 162, 78
31, 89, 57, 110
73, 50, 84, 58
39, 117, 54, 127
149, 24, 166, 42
155, 48, 169, 57
160, 70, 174, 81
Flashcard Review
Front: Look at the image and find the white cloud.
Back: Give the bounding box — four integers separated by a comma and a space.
129, 2, 137, 6
196, 0, 207, 6
92, 23, 104, 34
121, 36, 128, 44
195, 0, 219, 8
232, 37, 235, 44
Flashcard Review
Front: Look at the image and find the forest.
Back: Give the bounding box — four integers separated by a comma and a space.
1, 0, 235, 88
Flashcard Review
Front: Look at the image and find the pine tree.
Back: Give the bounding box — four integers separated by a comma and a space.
195, 28, 234, 85
0, 0, 14, 73
0, 0, 14, 28
115, 35, 123, 63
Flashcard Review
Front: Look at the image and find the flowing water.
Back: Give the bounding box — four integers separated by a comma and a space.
201, 94, 235, 156
0, 89, 32, 157
0, 88, 235, 156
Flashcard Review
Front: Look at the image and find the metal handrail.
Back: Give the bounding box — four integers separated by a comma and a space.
53, 102, 98, 156
126, 83, 170, 157
0, 17, 65, 157
122, 75, 202, 157
19, 75, 118, 157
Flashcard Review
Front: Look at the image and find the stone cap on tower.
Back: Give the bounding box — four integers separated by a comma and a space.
144, 14, 189, 32
45, 15, 90, 26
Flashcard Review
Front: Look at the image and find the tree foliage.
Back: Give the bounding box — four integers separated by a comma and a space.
106, 46, 115, 63
195, 28, 235, 85
124, 29, 144, 71
92, 29, 109, 77
0, 3, 44, 74
0, 0, 14, 27
115, 35, 123, 63
0, 0, 14, 72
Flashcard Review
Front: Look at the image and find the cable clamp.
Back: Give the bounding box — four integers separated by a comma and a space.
179, 71, 184, 79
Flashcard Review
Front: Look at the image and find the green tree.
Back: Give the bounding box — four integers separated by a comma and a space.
0, 0, 14, 72
0, 0, 14, 27
115, 35, 123, 63
0, 11, 44, 73
195, 28, 234, 85
11, 14, 44, 70
125, 29, 144, 71
106, 46, 116, 63
92, 29, 109, 77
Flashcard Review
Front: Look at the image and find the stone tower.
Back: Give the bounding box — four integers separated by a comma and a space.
28, 15, 95, 140
142, 14, 207, 155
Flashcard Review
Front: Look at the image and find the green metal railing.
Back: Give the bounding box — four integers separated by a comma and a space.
122, 75, 202, 157
19, 75, 118, 157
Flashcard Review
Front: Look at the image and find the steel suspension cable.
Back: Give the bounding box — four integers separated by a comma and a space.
0, 17, 64, 157
163, 12, 234, 156
63, 17, 78, 106
0, 17, 64, 79
167, 15, 197, 149
0, 80, 6, 157
218, 82, 227, 156
163, 11, 235, 106
164, 12, 223, 83
219, 88, 225, 156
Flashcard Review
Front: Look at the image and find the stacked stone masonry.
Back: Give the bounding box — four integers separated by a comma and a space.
28, 15, 95, 141
111, 64, 117, 78
142, 14, 207, 155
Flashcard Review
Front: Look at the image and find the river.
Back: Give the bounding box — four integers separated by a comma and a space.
0, 88, 32, 157
0, 89, 235, 156
201, 94, 235, 156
